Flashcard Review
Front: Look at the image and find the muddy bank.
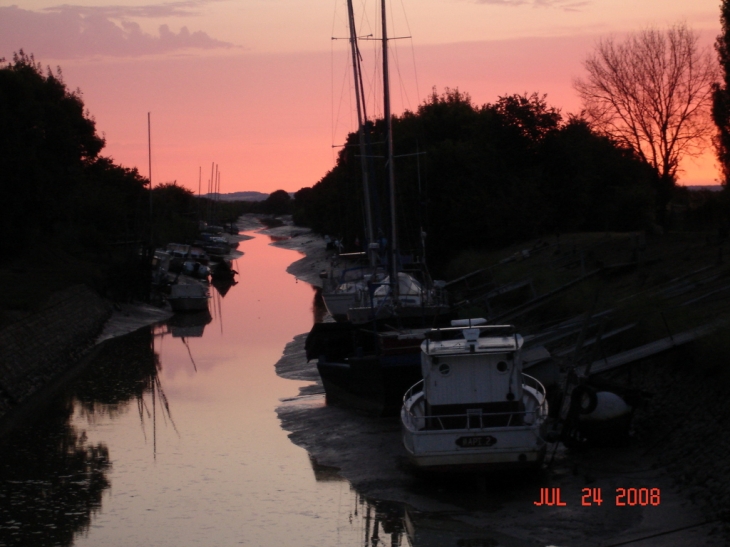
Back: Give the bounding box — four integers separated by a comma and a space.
614, 350, 730, 528
257, 216, 354, 288
269, 226, 727, 546
0, 214, 264, 433
274, 334, 724, 546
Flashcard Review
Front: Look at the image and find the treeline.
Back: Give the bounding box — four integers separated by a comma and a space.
293, 89, 723, 276
0, 53, 212, 301
1, 52, 157, 259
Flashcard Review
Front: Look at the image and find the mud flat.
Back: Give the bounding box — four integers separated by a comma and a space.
270, 226, 727, 547
274, 334, 722, 547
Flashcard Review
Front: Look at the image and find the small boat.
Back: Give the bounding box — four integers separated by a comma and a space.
345, 270, 450, 326
166, 243, 191, 272
401, 319, 549, 471
167, 283, 210, 312
307, 322, 430, 415
182, 260, 210, 279
188, 246, 210, 265
321, 265, 387, 321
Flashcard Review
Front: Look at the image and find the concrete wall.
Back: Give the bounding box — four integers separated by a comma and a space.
0, 285, 112, 419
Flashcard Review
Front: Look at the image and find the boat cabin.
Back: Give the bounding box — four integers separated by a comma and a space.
420, 321, 525, 428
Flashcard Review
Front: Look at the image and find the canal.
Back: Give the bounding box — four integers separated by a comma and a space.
0, 228, 404, 547
1, 226, 721, 547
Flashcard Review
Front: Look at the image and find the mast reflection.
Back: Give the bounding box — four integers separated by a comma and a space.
307, 455, 407, 546
0, 328, 173, 546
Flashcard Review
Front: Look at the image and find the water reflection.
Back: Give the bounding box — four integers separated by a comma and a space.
0, 329, 164, 547
211, 277, 237, 298
1, 230, 421, 547
307, 456, 407, 546
0, 400, 109, 547
356, 497, 406, 547
164, 310, 212, 339
74, 330, 167, 427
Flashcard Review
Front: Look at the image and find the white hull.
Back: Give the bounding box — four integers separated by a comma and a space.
401, 413, 548, 469
401, 363, 549, 471
322, 291, 358, 318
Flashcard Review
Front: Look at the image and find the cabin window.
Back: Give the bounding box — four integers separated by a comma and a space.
438, 363, 451, 376
496, 361, 509, 373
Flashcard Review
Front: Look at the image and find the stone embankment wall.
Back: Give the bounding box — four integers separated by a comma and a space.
0, 285, 112, 420
622, 347, 730, 530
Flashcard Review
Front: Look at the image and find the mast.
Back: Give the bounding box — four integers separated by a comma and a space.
381, 0, 398, 298
148, 112, 153, 246
346, 0, 376, 267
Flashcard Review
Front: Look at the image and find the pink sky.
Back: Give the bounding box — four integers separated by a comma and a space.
0, 0, 723, 193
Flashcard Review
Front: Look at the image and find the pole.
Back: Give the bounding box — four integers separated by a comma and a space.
208, 162, 214, 221
381, 0, 398, 298
346, 0, 376, 267
148, 112, 153, 245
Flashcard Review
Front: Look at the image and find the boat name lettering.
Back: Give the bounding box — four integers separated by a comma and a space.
455, 436, 497, 448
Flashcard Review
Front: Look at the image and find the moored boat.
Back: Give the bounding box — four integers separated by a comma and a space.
401, 320, 549, 471
167, 283, 210, 312
321, 265, 387, 321
306, 322, 429, 414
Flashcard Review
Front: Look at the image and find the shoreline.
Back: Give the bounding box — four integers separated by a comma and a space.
268, 221, 726, 547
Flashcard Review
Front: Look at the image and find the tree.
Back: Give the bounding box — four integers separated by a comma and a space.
263, 189, 293, 215
0, 51, 106, 253
713, 1, 730, 185
575, 24, 717, 186
492, 93, 561, 144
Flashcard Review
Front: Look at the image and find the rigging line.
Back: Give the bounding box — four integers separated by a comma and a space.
399, 0, 421, 104
331, 45, 350, 148
333, 44, 356, 143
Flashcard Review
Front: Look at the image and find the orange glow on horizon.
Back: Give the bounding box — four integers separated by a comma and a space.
1, 1, 724, 193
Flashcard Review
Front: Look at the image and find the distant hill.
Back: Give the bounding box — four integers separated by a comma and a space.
200, 191, 270, 202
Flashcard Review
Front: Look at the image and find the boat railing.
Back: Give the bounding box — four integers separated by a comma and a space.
402, 374, 548, 431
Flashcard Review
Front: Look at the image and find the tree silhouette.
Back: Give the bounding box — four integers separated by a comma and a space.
575, 24, 716, 186
714, 1, 730, 185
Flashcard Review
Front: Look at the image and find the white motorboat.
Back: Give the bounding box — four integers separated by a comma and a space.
168, 283, 210, 312
401, 319, 549, 471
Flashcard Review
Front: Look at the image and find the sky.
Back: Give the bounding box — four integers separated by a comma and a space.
0, 0, 723, 194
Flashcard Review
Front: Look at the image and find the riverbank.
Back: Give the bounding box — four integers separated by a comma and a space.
0, 220, 255, 434
269, 223, 728, 546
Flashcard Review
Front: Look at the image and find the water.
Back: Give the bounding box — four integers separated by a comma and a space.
0, 230, 407, 547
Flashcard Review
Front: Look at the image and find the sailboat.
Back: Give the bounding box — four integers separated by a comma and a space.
320, 0, 386, 321
323, 0, 449, 327
307, 0, 451, 414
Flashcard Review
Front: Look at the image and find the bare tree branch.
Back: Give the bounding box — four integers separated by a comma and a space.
574, 23, 718, 182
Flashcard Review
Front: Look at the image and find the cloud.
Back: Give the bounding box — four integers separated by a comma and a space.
43, 1, 223, 19
472, 0, 591, 11
0, 4, 234, 60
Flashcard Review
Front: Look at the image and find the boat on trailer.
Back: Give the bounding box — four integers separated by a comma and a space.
401, 319, 549, 471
